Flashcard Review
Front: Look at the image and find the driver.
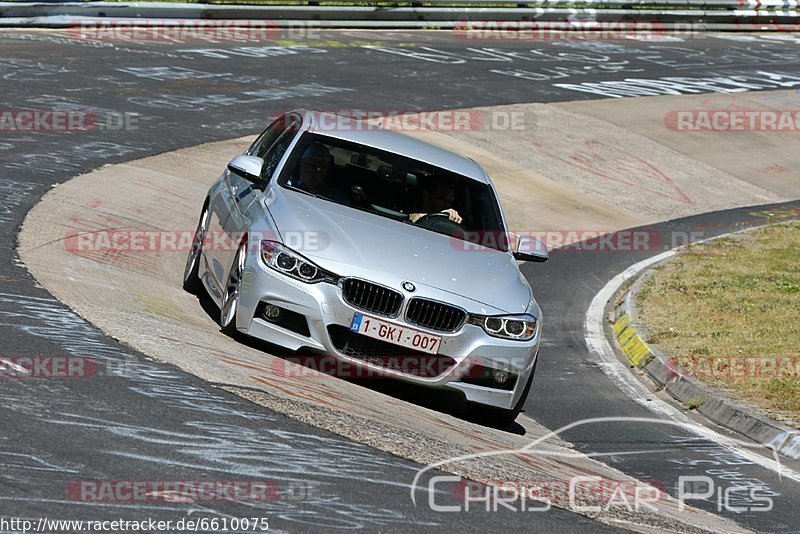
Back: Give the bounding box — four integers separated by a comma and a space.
293, 142, 348, 203
409, 178, 462, 224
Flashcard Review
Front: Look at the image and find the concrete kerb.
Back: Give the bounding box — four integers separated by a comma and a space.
608, 231, 800, 461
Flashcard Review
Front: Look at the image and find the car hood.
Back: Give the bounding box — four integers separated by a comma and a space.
264, 187, 532, 313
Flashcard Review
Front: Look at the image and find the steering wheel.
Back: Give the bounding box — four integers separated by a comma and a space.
414, 212, 466, 238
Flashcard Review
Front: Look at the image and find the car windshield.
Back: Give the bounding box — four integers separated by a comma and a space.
278, 132, 508, 251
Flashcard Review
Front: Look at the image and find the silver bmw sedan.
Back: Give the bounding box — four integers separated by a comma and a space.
183, 109, 548, 425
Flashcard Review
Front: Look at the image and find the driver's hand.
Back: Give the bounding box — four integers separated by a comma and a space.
409, 213, 425, 223
441, 208, 462, 224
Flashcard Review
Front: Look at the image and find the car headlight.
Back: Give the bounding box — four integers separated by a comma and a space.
260, 240, 337, 284
468, 314, 538, 341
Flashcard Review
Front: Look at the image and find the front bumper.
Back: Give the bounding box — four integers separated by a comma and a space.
236, 255, 541, 410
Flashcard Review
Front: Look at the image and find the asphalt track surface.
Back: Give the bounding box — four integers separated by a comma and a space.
2, 30, 800, 532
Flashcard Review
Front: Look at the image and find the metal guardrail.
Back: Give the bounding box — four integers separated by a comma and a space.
0, 0, 800, 4
1, 0, 799, 27
6, 0, 800, 5
4, 0, 800, 4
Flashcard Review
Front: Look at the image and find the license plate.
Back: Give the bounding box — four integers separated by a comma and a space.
350, 313, 442, 355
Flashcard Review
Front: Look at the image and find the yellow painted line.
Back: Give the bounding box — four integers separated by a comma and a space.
614, 312, 654, 367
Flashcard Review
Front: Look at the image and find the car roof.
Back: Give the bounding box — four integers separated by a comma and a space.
291, 109, 489, 184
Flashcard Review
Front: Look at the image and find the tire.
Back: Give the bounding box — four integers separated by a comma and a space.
472, 354, 538, 428
220, 238, 247, 336
183, 204, 209, 295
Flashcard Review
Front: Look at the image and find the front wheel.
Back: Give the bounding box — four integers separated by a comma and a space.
220, 238, 247, 336
183, 205, 209, 295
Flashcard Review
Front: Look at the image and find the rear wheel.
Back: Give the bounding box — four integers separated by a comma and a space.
220, 238, 247, 336
183, 205, 209, 295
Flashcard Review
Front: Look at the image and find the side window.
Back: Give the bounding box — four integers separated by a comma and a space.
260, 115, 300, 181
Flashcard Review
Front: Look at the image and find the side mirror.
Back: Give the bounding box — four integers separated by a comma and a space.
513, 235, 549, 262
227, 155, 264, 183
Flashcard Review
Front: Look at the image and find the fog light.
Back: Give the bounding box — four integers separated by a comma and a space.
263, 304, 281, 320
493, 370, 510, 385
